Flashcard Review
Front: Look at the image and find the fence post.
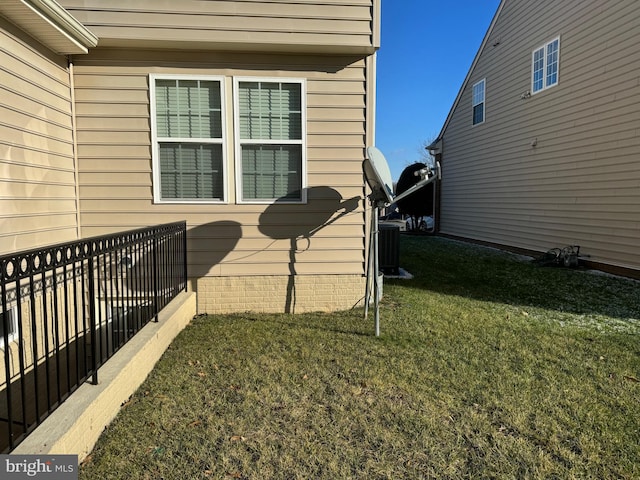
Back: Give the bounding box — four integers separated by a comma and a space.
153, 229, 159, 322
183, 222, 188, 293
1, 270, 14, 451
88, 256, 98, 385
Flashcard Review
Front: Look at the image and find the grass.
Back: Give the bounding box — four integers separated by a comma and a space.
79, 236, 640, 479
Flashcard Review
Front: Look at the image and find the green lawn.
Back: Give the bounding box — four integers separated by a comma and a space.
79, 236, 640, 480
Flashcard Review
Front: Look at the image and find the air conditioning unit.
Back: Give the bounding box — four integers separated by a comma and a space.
378, 224, 400, 275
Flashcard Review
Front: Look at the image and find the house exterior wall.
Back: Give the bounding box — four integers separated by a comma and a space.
438, 0, 640, 273
71, 48, 370, 313
0, 16, 79, 254
1, 0, 376, 454
59, 0, 378, 54
1, 1, 378, 314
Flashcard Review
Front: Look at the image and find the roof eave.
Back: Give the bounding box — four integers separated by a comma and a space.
93, 36, 377, 57
434, 0, 506, 142
0, 0, 97, 55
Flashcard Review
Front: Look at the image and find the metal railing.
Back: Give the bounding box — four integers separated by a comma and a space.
0, 221, 187, 453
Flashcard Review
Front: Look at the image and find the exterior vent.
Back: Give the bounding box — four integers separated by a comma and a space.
378, 224, 400, 275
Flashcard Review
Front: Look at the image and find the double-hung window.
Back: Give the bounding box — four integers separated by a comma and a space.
150, 75, 226, 203
532, 37, 560, 94
472, 79, 485, 125
234, 78, 306, 203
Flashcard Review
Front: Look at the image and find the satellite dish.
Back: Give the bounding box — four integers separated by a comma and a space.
362, 145, 395, 337
364, 146, 395, 206
362, 146, 440, 337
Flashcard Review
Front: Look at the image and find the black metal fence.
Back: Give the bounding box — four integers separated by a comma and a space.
0, 221, 187, 453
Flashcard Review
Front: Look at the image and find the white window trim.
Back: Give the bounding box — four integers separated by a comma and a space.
232, 76, 308, 205
472, 78, 486, 126
149, 73, 228, 204
531, 36, 560, 95
0, 305, 18, 349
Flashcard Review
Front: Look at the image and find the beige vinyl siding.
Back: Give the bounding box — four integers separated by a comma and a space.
59, 0, 376, 54
440, 0, 640, 271
73, 49, 366, 277
0, 17, 78, 255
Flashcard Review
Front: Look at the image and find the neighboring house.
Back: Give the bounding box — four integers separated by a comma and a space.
1, 0, 381, 314
429, 0, 640, 277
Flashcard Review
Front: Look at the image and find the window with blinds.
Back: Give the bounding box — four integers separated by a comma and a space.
151, 76, 226, 202
235, 79, 306, 202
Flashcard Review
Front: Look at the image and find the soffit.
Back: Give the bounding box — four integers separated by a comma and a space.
96, 36, 376, 56
0, 0, 97, 55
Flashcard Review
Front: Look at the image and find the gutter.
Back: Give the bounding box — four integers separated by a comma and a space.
426, 138, 442, 155
21, 0, 98, 52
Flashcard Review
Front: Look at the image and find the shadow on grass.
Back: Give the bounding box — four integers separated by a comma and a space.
388, 235, 640, 323
224, 310, 375, 338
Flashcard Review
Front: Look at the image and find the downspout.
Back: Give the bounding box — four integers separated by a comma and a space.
366, 52, 377, 148
364, 0, 380, 279
364, 52, 378, 277
68, 55, 82, 239
426, 140, 443, 232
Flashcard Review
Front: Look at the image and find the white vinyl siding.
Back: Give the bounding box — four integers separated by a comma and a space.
532, 37, 559, 93
150, 75, 226, 203
234, 78, 306, 203
472, 79, 485, 125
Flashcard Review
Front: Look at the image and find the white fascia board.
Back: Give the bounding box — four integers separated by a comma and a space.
4, 0, 98, 54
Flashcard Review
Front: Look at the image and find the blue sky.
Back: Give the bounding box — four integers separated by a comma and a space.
375, 1, 501, 180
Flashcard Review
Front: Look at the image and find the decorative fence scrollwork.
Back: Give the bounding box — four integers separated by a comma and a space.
0, 222, 187, 453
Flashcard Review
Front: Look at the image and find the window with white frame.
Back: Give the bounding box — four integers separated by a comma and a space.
0, 306, 18, 348
472, 79, 485, 125
532, 37, 560, 93
234, 78, 306, 202
150, 75, 226, 203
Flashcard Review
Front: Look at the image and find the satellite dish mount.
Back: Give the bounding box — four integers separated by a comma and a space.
362, 146, 439, 336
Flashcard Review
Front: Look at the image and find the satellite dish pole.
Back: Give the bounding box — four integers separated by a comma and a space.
363, 187, 386, 336
363, 146, 439, 336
